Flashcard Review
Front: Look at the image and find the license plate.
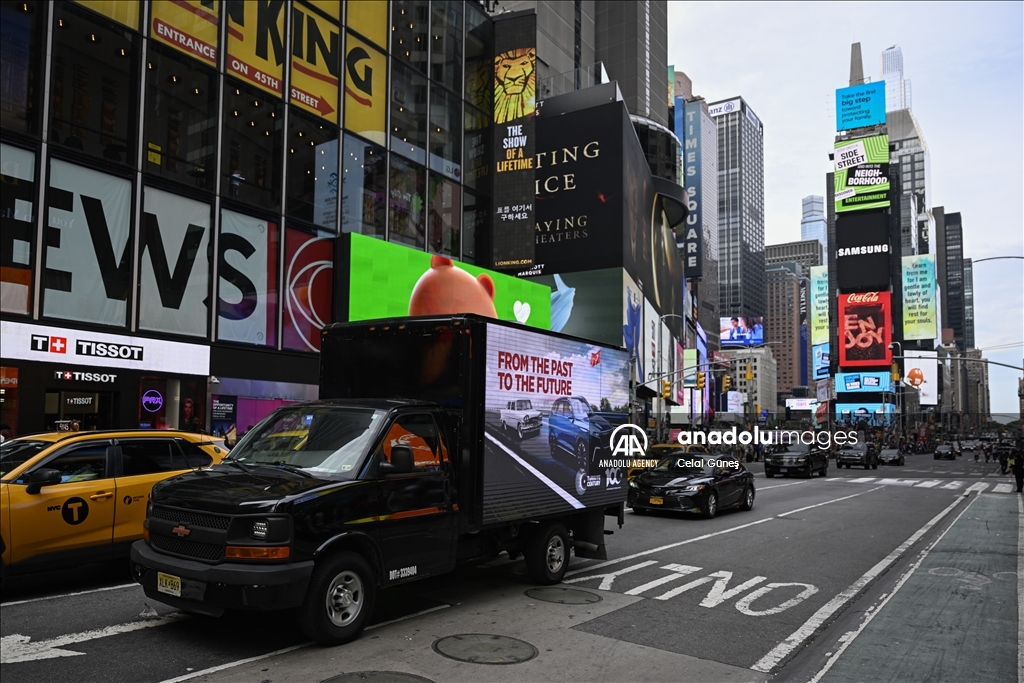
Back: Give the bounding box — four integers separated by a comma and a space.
648, 496, 664, 505
779, 468, 788, 472
157, 572, 181, 598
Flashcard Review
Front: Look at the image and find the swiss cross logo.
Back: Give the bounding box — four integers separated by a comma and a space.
31, 335, 68, 354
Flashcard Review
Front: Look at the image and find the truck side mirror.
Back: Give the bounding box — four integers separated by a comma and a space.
381, 446, 414, 475
26, 468, 62, 494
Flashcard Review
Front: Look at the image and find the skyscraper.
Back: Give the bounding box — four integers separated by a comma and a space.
765, 240, 823, 274
881, 45, 912, 112
963, 257, 975, 350
712, 97, 765, 320
800, 196, 828, 250
935, 208, 967, 351
765, 263, 802, 401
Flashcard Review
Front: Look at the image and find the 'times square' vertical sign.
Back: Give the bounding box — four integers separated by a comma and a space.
491, 11, 537, 269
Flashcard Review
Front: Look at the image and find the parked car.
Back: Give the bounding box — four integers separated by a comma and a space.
628, 455, 754, 518
934, 444, 957, 460
547, 396, 616, 471
499, 399, 543, 440
764, 442, 829, 478
879, 449, 905, 466
835, 442, 879, 469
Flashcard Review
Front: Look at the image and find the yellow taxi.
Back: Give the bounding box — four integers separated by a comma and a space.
0, 430, 225, 581
626, 443, 712, 481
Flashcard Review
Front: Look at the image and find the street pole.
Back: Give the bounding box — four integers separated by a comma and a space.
657, 322, 662, 442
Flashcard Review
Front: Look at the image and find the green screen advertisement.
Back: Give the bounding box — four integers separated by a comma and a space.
834, 134, 890, 213
348, 233, 551, 329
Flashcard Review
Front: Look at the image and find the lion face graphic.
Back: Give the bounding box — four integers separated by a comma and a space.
494, 48, 537, 124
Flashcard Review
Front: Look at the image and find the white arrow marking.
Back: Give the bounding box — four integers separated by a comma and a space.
1, 613, 186, 663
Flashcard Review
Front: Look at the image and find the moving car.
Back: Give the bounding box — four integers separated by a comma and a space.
836, 442, 879, 469
626, 444, 710, 481
878, 449, 905, 466
547, 396, 617, 471
628, 455, 754, 518
934, 444, 957, 460
764, 442, 829, 478
0, 431, 225, 581
500, 399, 543, 440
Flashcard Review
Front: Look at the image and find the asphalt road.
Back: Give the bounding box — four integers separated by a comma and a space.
2, 449, 1020, 683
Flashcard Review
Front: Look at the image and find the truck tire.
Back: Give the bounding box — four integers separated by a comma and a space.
299, 551, 376, 645
525, 522, 570, 584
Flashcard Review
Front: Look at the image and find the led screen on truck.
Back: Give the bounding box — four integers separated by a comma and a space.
482, 323, 630, 524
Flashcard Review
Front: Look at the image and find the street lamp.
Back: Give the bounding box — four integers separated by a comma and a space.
656, 314, 685, 442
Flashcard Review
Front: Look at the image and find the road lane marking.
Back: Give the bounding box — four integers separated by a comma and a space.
563, 561, 658, 590
1, 613, 187, 664
736, 583, 819, 616
940, 480, 964, 489
914, 480, 942, 488
846, 477, 876, 483
964, 483, 989, 494
758, 481, 811, 490
876, 478, 918, 486
806, 493, 980, 682
698, 571, 767, 607
1, 583, 137, 608
158, 604, 451, 683
751, 494, 964, 674
567, 487, 884, 578
993, 483, 1013, 494
624, 564, 701, 596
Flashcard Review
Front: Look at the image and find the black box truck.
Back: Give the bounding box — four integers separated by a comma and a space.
131, 315, 631, 644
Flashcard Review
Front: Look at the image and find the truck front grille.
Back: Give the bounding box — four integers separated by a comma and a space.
152, 534, 224, 562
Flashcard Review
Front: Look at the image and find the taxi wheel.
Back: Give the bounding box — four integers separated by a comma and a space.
299, 551, 376, 645
525, 521, 570, 584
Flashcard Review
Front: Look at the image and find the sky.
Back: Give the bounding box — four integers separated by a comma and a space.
667, 1, 1024, 416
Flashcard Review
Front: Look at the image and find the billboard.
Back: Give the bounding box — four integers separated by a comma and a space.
836, 402, 895, 425
218, 210, 278, 347
682, 349, 697, 388
150, 0, 219, 68
1, 144, 35, 316
679, 99, 705, 278
720, 316, 764, 347
786, 398, 817, 410
837, 372, 893, 393
835, 210, 890, 292
482, 324, 629, 522
623, 271, 643, 383
348, 233, 550, 329
902, 254, 938, 341
816, 378, 830, 403
283, 228, 333, 353
726, 391, 744, 413
812, 343, 830, 380
226, 0, 285, 97
834, 134, 890, 213
289, 3, 340, 122
490, 14, 537, 269
838, 292, 891, 367
903, 350, 938, 406
344, 33, 387, 146
809, 265, 830, 345
526, 268, 624, 346
835, 82, 886, 131
675, 340, 686, 404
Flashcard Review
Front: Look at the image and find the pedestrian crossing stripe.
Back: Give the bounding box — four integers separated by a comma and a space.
824, 477, 1018, 494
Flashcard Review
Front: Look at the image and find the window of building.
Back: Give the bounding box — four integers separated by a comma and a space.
461, 190, 488, 265
429, 87, 461, 180
388, 154, 425, 249
462, 104, 489, 194
427, 175, 460, 257
0, 1, 45, 136
341, 133, 387, 238
286, 108, 339, 231
143, 45, 218, 192
390, 61, 428, 165
430, 1, 463, 92
391, 0, 428, 74
221, 81, 283, 212
49, 3, 139, 165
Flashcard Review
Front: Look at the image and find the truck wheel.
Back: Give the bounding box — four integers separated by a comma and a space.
299, 551, 376, 645
525, 522, 570, 584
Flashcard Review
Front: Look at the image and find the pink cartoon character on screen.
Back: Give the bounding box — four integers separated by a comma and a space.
409, 255, 497, 317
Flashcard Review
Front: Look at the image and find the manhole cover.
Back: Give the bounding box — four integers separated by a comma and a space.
321, 673, 435, 683
524, 586, 602, 604
432, 634, 538, 665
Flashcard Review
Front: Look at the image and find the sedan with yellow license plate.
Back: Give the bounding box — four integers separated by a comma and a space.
626, 444, 711, 481
0, 431, 225, 582
628, 455, 754, 519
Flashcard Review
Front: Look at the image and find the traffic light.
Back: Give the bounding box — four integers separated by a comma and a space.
745, 363, 754, 381
891, 362, 900, 382
697, 372, 706, 389
722, 375, 731, 391
661, 380, 671, 399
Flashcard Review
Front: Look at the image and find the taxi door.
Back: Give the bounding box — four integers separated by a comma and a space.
112, 438, 196, 546
8, 442, 116, 565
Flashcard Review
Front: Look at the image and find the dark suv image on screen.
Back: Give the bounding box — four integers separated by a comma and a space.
547, 396, 615, 471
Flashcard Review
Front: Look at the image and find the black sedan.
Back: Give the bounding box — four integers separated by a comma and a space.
836, 442, 879, 469
879, 449, 905, 466
628, 455, 754, 519
934, 444, 957, 460
764, 443, 829, 478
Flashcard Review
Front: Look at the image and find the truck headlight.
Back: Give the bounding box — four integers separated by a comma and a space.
251, 520, 269, 540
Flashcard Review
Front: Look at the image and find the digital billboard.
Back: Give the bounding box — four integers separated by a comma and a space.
719, 316, 765, 347
837, 372, 893, 393
786, 398, 817, 410
348, 233, 550, 329
482, 323, 629, 520
809, 266, 830, 345
835, 210, 890, 292
902, 254, 938, 341
812, 343, 830, 380
836, 402, 895, 425
283, 228, 334, 353
526, 268, 624, 347
682, 349, 697, 388
726, 391, 744, 413
903, 350, 938, 406
835, 82, 886, 131
834, 134, 890, 213
838, 292, 892, 367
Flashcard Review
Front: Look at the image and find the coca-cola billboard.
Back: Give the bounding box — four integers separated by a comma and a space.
839, 291, 892, 368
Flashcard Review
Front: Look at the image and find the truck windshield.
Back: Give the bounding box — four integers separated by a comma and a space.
227, 407, 384, 477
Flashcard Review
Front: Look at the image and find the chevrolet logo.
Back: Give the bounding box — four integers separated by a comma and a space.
171, 525, 191, 537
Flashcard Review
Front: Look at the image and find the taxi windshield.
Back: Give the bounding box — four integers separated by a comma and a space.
227, 407, 383, 477
0, 440, 51, 478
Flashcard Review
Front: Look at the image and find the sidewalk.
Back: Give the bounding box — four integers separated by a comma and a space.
819, 492, 1022, 683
